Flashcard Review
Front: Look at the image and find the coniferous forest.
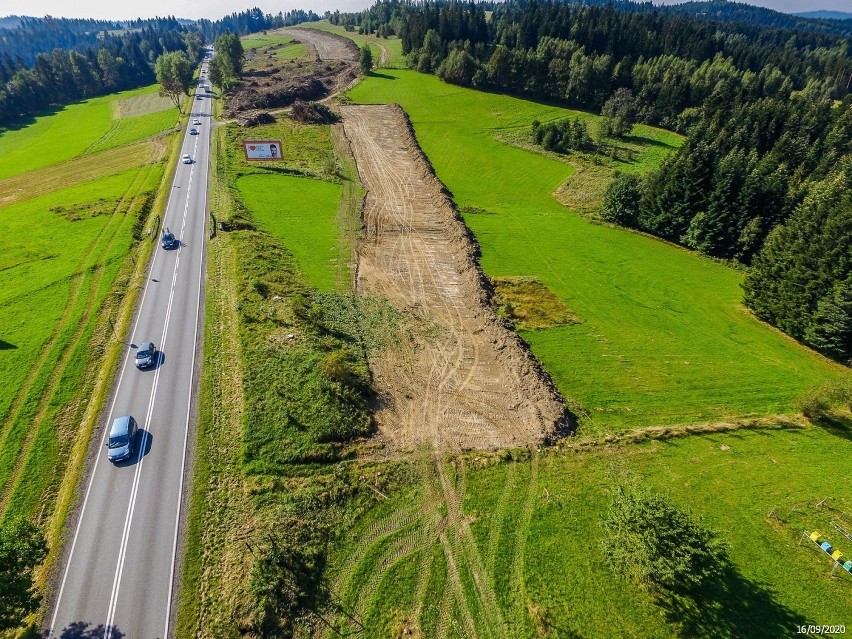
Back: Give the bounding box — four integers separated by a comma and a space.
334, 0, 852, 363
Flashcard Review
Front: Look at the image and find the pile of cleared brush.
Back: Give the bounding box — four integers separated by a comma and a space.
290, 100, 339, 124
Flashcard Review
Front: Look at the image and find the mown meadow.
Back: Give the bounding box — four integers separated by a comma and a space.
0, 83, 179, 529
348, 70, 844, 432
320, 426, 852, 639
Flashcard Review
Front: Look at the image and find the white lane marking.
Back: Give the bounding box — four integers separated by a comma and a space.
163, 97, 211, 637
103, 166, 195, 639
49, 65, 208, 639
46, 112, 192, 639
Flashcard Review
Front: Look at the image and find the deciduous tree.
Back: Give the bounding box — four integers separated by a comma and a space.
155, 50, 192, 112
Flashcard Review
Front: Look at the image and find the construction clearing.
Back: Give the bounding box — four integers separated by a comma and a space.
342, 104, 569, 451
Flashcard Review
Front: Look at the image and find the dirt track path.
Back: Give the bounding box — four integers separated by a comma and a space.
286, 27, 359, 61
342, 104, 566, 451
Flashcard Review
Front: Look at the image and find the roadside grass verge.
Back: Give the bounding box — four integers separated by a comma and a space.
178, 114, 403, 635
348, 70, 844, 433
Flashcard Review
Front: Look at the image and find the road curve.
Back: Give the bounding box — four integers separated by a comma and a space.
45, 57, 213, 639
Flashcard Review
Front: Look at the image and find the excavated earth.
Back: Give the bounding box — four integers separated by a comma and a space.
342, 104, 569, 451
224, 27, 357, 118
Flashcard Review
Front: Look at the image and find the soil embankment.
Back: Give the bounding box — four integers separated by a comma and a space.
342, 104, 569, 451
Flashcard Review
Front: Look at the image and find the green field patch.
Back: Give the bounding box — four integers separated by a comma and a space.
113, 91, 175, 118
491, 276, 579, 330
0, 84, 175, 179
349, 70, 843, 431
87, 109, 177, 154
495, 119, 680, 215
241, 32, 294, 50
236, 174, 342, 292
50, 197, 118, 222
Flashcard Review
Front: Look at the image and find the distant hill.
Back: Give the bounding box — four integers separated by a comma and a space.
0, 15, 23, 30
569, 0, 852, 37
794, 10, 852, 20
650, 0, 852, 36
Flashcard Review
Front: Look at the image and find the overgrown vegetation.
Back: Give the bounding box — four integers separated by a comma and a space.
491, 276, 578, 331
531, 117, 593, 154
0, 517, 47, 631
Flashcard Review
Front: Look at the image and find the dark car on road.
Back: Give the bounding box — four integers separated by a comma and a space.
161, 228, 177, 249
106, 415, 137, 463
135, 341, 157, 369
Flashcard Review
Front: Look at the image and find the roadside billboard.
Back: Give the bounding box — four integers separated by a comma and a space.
242, 139, 283, 161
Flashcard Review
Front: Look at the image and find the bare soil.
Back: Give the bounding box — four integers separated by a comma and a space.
342, 104, 569, 451
225, 28, 357, 119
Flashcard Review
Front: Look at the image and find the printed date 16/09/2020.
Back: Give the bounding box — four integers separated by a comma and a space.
798, 626, 845, 635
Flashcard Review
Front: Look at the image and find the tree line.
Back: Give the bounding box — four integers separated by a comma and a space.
196, 7, 321, 42
0, 23, 198, 126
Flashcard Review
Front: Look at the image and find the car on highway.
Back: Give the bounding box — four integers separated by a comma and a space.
193, 118, 201, 125
106, 415, 137, 463
135, 341, 157, 369
190, 127, 198, 135
196, 95, 203, 100
161, 227, 177, 249
182, 154, 192, 164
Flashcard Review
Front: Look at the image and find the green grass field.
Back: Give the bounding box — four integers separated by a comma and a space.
0, 83, 178, 525
349, 70, 843, 432
0, 84, 177, 179
237, 174, 342, 292
323, 426, 852, 638
241, 31, 294, 50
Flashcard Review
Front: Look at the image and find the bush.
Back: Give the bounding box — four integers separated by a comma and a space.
602, 173, 642, 227
531, 117, 594, 154
601, 485, 727, 593
797, 375, 852, 420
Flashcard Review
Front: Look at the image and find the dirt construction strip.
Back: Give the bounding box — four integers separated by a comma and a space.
286, 27, 359, 61
342, 104, 568, 451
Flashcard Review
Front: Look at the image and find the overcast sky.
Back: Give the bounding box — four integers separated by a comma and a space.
1, 0, 849, 21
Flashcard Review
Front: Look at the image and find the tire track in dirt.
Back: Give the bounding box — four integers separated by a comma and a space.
341, 103, 568, 637
509, 454, 539, 634
341, 103, 567, 453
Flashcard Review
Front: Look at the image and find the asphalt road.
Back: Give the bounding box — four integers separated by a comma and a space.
46, 59, 213, 639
